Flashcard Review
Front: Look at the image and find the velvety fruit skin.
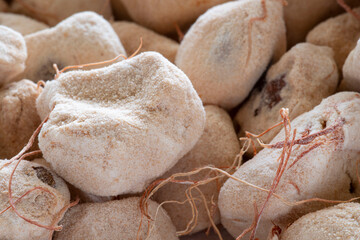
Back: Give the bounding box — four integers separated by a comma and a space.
219, 92, 360, 239
37, 52, 205, 197
0, 26, 27, 85
235, 43, 338, 155
20, 11, 126, 82
281, 203, 360, 240
176, 0, 286, 109
54, 198, 179, 240
154, 105, 240, 234
0, 160, 70, 240
0, 80, 41, 159
0, 13, 48, 36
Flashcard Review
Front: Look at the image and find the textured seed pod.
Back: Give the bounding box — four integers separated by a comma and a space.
284, 0, 360, 47
0, 13, 48, 35
219, 92, 360, 239
281, 203, 360, 240
112, 21, 179, 63
340, 39, 360, 92
54, 197, 178, 240
36, 52, 205, 196
0, 160, 70, 240
306, 7, 360, 70
154, 105, 240, 234
175, 0, 286, 109
32, 158, 114, 203
118, 0, 230, 34
0, 80, 41, 159
235, 43, 338, 154
19, 11, 126, 82
10, 0, 112, 26
0, 26, 27, 85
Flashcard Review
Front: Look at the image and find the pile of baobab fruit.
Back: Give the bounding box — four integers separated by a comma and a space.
1, 0, 360, 239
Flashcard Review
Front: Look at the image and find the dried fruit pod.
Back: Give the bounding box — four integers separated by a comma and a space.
281, 203, 360, 239
54, 197, 178, 240
153, 105, 240, 234
32, 158, 114, 203
10, 0, 112, 26
0, 160, 70, 240
0, 13, 48, 35
0, 80, 41, 159
284, 0, 360, 47
118, 0, 230, 34
340, 39, 360, 92
219, 92, 360, 239
235, 43, 338, 153
306, 7, 360, 70
19, 11, 126, 82
0, 26, 27, 85
36, 52, 205, 196
112, 21, 179, 63
175, 0, 286, 109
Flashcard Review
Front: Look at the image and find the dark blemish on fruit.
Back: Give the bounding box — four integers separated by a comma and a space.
350, 181, 355, 194
254, 107, 260, 117
33, 166, 56, 187
36, 60, 64, 81
262, 74, 286, 109
320, 119, 327, 130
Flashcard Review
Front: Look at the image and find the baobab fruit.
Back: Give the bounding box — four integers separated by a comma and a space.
281, 203, 360, 240
112, 21, 179, 63
340, 39, 360, 92
0, 80, 41, 159
119, 0, 230, 34
54, 197, 178, 240
20, 11, 126, 82
10, 0, 112, 26
235, 43, 338, 154
284, 0, 360, 47
0, 13, 48, 35
306, 7, 360, 70
36, 52, 205, 196
176, 0, 286, 109
0, 26, 27, 85
219, 92, 360, 239
154, 105, 240, 234
0, 160, 70, 240
32, 158, 114, 203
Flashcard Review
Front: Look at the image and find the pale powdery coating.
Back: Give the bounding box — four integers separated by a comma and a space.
341, 39, 360, 92
119, 0, 231, 34
176, 0, 286, 109
235, 43, 338, 154
36, 52, 205, 196
219, 92, 360, 239
10, 0, 112, 26
284, 0, 360, 47
0, 160, 70, 240
112, 21, 179, 63
0, 13, 48, 35
32, 158, 114, 203
20, 11, 126, 82
0, 26, 27, 85
54, 198, 178, 240
153, 105, 240, 234
0, 80, 41, 159
306, 7, 360, 71
281, 203, 360, 240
